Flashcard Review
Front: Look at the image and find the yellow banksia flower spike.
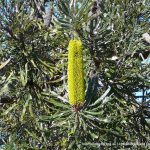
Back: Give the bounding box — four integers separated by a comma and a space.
68, 39, 85, 107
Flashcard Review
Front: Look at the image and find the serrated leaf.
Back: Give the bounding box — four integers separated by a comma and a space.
20, 64, 28, 87
90, 86, 111, 107
58, 1, 70, 16
0, 72, 13, 95
20, 98, 30, 122
25, 129, 39, 141
1, 103, 17, 116
45, 98, 69, 109
28, 101, 34, 118
0, 58, 11, 70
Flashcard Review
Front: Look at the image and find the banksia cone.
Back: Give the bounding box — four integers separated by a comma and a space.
68, 39, 85, 107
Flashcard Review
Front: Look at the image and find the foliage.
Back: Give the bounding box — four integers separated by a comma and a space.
0, 0, 150, 149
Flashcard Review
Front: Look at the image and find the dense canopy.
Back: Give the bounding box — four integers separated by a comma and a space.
0, 0, 150, 149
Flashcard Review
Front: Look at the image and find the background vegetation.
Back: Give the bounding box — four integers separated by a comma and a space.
0, 0, 150, 149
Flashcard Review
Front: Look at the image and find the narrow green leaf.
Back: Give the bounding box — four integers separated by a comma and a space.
0, 58, 11, 70
90, 86, 111, 107
20, 98, 30, 122
1, 103, 17, 116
